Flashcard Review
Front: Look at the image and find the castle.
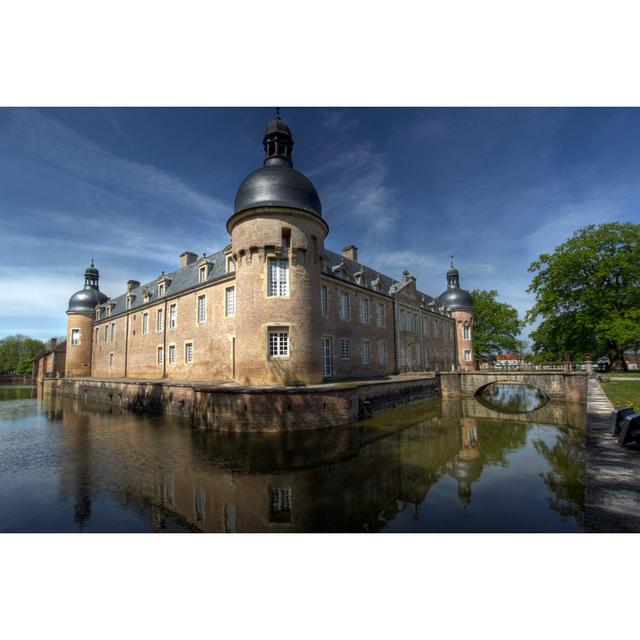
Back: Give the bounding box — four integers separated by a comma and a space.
64, 112, 475, 387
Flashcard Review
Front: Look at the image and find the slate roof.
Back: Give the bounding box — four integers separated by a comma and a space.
98, 248, 232, 318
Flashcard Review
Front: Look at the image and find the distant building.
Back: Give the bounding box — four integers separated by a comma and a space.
64, 112, 477, 386
33, 338, 67, 383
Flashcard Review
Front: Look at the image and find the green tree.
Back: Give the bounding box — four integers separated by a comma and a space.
0, 335, 47, 374
469, 289, 524, 361
526, 223, 640, 371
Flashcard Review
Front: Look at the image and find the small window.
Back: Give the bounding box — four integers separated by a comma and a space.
109, 353, 114, 368
339, 291, 349, 320
269, 487, 292, 523
142, 313, 149, 335
226, 256, 235, 273
157, 308, 164, 332
281, 228, 291, 251
71, 329, 80, 346
126, 297, 132, 310
340, 338, 351, 360
185, 342, 194, 364
169, 304, 177, 329
197, 295, 206, 324
320, 285, 328, 316
362, 340, 371, 367
379, 342, 386, 366
377, 302, 385, 327
360, 299, 370, 324
268, 330, 289, 357
104, 326, 108, 343
268, 258, 288, 297
96, 308, 101, 320
464, 349, 472, 362
199, 265, 207, 283
157, 346, 164, 365
111, 322, 116, 341
463, 325, 471, 340
106, 306, 111, 317
169, 344, 176, 364
158, 283, 165, 298
225, 286, 236, 317
423, 317, 429, 336
95, 328, 99, 343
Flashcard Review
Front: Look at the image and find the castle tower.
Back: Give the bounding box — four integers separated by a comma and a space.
227, 110, 329, 385
65, 261, 108, 377
438, 258, 475, 370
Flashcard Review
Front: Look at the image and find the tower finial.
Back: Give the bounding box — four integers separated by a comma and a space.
275, 107, 281, 119
450, 254, 454, 268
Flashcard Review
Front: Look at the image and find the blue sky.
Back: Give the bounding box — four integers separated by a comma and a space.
1, 107, 639, 341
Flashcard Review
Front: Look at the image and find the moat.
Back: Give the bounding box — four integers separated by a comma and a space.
0, 384, 586, 532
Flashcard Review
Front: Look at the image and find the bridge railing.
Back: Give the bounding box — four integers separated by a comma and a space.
479, 363, 597, 373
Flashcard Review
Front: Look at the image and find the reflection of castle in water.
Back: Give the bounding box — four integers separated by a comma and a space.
46, 391, 584, 532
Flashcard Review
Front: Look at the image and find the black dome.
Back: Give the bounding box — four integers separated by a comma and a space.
67, 287, 108, 313
438, 287, 474, 311
234, 165, 322, 217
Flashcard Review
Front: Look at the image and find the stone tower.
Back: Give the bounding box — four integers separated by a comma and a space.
227, 111, 329, 385
65, 261, 108, 377
438, 259, 475, 371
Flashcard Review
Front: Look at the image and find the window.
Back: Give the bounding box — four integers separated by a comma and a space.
423, 317, 429, 336
185, 342, 193, 364
104, 326, 108, 343
95, 327, 99, 343
142, 313, 149, 335
106, 306, 111, 317
463, 325, 471, 340
226, 255, 235, 273
464, 349, 472, 362
377, 302, 385, 327
111, 322, 116, 341
109, 353, 114, 368
362, 340, 371, 367
169, 344, 176, 364
379, 341, 386, 365
157, 308, 164, 332
126, 297, 132, 310
158, 283, 165, 298
320, 285, 328, 316
169, 304, 177, 329
96, 308, 101, 320
360, 298, 370, 324
412, 314, 418, 333
268, 258, 288, 296
157, 346, 164, 365
339, 291, 349, 320
269, 487, 292, 523
71, 329, 80, 346
197, 295, 206, 324
268, 330, 289, 357
199, 265, 207, 283
225, 286, 236, 317
340, 338, 351, 360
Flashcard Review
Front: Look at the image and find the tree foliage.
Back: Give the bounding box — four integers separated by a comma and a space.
469, 289, 524, 360
526, 222, 640, 370
0, 335, 47, 374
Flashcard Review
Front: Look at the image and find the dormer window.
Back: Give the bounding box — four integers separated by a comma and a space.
158, 283, 165, 298
96, 308, 102, 320
143, 289, 151, 304
199, 265, 207, 283
126, 296, 133, 310
226, 256, 235, 273
106, 305, 111, 317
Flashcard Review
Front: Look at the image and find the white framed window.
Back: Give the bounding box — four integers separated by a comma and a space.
339, 291, 349, 320
362, 340, 371, 367
320, 285, 328, 316
268, 330, 289, 357
169, 344, 176, 364
157, 308, 164, 332
71, 329, 80, 346
377, 302, 385, 327
185, 342, 194, 364
379, 341, 386, 365
464, 349, 472, 362
226, 255, 235, 273
158, 283, 165, 298
463, 324, 471, 340
197, 295, 206, 324
225, 286, 236, 317
169, 304, 177, 329
199, 265, 207, 283
360, 298, 370, 324
96, 308, 101, 320
157, 346, 164, 365
109, 353, 114, 368
340, 338, 351, 360
268, 258, 289, 296
142, 313, 149, 335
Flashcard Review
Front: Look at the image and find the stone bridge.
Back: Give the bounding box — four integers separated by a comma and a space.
439, 371, 588, 403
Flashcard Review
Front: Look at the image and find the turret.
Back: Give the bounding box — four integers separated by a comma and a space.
65, 260, 108, 377
227, 110, 329, 385
438, 257, 475, 370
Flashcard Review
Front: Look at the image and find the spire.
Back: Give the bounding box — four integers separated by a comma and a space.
263, 108, 294, 167
446, 257, 460, 288
84, 260, 100, 289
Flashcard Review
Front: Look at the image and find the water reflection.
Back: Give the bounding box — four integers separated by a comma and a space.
476, 383, 548, 413
0, 386, 586, 533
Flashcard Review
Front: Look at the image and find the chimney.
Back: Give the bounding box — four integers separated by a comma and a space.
342, 244, 358, 262
50, 338, 57, 352
180, 251, 198, 268
127, 280, 140, 292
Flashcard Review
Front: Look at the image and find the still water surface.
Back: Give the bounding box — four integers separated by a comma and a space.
0, 385, 586, 532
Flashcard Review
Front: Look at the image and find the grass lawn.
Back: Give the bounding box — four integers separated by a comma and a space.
603, 371, 640, 377
602, 380, 640, 411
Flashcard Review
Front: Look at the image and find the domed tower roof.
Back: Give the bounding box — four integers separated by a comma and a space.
231, 109, 322, 222
67, 260, 109, 313
438, 257, 474, 311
